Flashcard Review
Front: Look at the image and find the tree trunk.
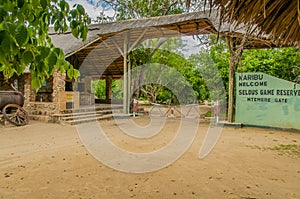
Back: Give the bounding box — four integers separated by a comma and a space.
226, 34, 246, 123
226, 37, 237, 123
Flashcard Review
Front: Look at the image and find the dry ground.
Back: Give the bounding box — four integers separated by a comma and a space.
0, 117, 300, 199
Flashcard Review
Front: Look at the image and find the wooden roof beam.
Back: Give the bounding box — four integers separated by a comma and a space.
97, 41, 123, 75
128, 28, 147, 52
110, 38, 124, 56
80, 50, 105, 77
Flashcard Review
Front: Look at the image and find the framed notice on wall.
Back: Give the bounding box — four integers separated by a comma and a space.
66, 94, 73, 102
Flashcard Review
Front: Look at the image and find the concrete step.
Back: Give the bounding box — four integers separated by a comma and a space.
53, 109, 113, 118
51, 105, 124, 125
60, 105, 122, 114
61, 112, 104, 121
63, 114, 113, 125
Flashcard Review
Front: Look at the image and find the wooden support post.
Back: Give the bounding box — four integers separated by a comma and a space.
123, 32, 130, 114
105, 76, 112, 103
226, 37, 238, 123
128, 52, 131, 112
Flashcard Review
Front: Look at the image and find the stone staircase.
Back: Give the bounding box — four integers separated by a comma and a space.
51, 104, 123, 125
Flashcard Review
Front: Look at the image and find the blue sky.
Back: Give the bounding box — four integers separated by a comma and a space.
66, 0, 114, 21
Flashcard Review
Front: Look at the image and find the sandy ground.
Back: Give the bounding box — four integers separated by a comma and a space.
0, 117, 300, 199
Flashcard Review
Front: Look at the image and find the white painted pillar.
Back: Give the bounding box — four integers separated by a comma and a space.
123, 32, 130, 114
128, 52, 131, 113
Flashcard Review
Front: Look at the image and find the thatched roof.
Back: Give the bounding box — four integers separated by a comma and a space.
209, 0, 300, 46
49, 11, 277, 79
50, 12, 216, 57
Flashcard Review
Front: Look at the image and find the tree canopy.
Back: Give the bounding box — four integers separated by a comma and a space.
194, 36, 300, 94
0, 0, 90, 88
97, 0, 190, 22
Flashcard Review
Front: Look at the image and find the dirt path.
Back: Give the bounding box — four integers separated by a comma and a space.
0, 118, 299, 198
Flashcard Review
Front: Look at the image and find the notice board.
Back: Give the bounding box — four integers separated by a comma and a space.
235, 72, 300, 130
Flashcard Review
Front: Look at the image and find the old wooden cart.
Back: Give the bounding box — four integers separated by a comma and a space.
0, 86, 29, 126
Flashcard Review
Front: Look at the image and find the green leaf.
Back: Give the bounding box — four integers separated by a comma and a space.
0, 31, 11, 53
70, 20, 77, 29
81, 25, 88, 40
76, 4, 85, 15
15, 25, 28, 46
0, 6, 6, 22
59, 0, 66, 11
35, 54, 42, 63
64, 2, 70, 13
70, 10, 77, 18
36, 61, 45, 73
17, 0, 24, 8
40, 0, 47, 9
40, 46, 50, 59
73, 69, 80, 78
31, 0, 40, 9
63, 61, 70, 70
22, 50, 34, 65
17, 11, 25, 22
50, 13, 56, 24
47, 51, 57, 67
31, 77, 41, 89
28, 13, 35, 22
67, 16, 72, 22
71, 27, 79, 38
0, 48, 6, 64
54, 21, 60, 32
53, 47, 65, 60
63, 21, 68, 32
67, 68, 73, 78
42, 12, 48, 24
15, 65, 25, 74
53, 47, 62, 56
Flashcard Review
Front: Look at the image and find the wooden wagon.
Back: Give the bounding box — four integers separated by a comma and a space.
0, 85, 29, 126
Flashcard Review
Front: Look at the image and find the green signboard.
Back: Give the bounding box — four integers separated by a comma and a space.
235, 72, 300, 130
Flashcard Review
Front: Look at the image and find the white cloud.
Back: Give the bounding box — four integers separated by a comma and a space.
66, 0, 114, 22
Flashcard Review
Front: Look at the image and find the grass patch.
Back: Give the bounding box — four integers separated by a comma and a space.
270, 144, 300, 158
247, 144, 300, 158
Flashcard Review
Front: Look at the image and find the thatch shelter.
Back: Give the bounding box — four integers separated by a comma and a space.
50, 11, 218, 79
49, 11, 274, 79
207, 0, 300, 47
48, 11, 278, 115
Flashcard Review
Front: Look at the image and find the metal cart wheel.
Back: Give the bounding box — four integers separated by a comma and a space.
2, 104, 29, 126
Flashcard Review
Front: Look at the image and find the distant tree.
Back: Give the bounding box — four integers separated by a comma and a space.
91, 80, 106, 99
191, 36, 300, 100
129, 47, 208, 104
152, 49, 209, 102
92, 79, 123, 99
0, 0, 90, 88
240, 47, 300, 82
98, 0, 186, 22
189, 50, 226, 101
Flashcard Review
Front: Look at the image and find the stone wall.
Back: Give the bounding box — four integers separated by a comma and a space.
1, 71, 85, 123
26, 102, 59, 122
24, 71, 66, 122
52, 71, 66, 104
24, 74, 33, 105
